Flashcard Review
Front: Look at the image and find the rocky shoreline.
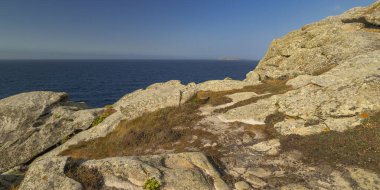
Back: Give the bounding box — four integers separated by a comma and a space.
1, 1, 380, 190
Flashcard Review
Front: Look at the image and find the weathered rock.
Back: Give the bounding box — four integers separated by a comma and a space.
243, 174, 267, 189
40, 80, 253, 159
249, 139, 280, 156
20, 152, 230, 190
196, 80, 253, 92
218, 95, 278, 124
19, 157, 82, 190
274, 119, 327, 136
232, 50, 380, 136
285, 75, 314, 89
246, 1, 380, 80
234, 181, 251, 190
114, 80, 197, 116
246, 167, 271, 178
42, 80, 197, 158
235, 1, 380, 136
39, 111, 125, 158
330, 170, 353, 190
0, 166, 25, 190
276, 51, 380, 133
347, 167, 380, 190
280, 183, 310, 190
0, 92, 99, 173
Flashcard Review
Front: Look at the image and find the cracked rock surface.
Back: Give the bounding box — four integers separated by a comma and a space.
0, 92, 99, 173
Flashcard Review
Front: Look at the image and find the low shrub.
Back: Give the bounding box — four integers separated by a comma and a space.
143, 177, 161, 190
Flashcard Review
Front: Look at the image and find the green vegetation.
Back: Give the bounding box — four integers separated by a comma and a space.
91, 108, 116, 127
281, 111, 380, 173
92, 115, 107, 126
143, 177, 161, 190
104, 105, 113, 109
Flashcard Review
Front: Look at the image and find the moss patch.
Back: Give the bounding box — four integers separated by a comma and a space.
281, 111, 380, 173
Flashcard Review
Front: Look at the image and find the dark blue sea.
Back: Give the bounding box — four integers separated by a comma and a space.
0, 60, 258, 107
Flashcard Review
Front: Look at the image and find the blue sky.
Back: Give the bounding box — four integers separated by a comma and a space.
0, 0, 376, 60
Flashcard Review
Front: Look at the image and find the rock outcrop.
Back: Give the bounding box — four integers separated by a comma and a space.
235, 1, 380, 135
245, 1, 380, 81
0, 92, 99, 173
224, 50, 380, 135
19, 152, 229, 190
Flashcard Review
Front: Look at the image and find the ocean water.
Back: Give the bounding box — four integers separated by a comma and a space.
0, 60, 258, 107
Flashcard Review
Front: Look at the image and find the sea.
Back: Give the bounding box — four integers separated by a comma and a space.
0, 60, 258, 107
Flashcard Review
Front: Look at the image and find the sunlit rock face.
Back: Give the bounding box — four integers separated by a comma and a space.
245, 1, 380, 81
0, 91, 99, 173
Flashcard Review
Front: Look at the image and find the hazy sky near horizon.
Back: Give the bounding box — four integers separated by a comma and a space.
0, 0, 376, 60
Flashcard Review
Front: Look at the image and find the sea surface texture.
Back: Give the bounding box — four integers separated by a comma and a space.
0, 60, 258, 107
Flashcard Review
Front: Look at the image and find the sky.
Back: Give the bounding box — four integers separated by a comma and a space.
0, 0, 376, 60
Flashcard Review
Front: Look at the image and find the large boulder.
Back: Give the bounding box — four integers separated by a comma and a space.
245, 1, 380, 81
19, 152, 229, 190
113, 80, 196, 117
0, 92, 99, 173
228, 1, 380, 136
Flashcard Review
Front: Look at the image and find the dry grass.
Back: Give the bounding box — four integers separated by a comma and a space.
197, 79, 291, 108
8, 185, 19, 190
60, 80, 292, 160
60, 95, 237, 183
214, 80, 292, 113
214, 94, 272, 113
262, 112, 287, 137
281, 111, 380, 173
59, 95, 216, 159
196, 91, 233, 106
59, 80, 293, 185
64, 159, 104, 190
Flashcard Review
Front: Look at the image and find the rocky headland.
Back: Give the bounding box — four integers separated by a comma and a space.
1, 1, 380, 190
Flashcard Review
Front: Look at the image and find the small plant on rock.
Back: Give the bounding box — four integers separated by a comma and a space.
92, 115, 107, 127
143, 177, 161, 190
91, 108, 116, 127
